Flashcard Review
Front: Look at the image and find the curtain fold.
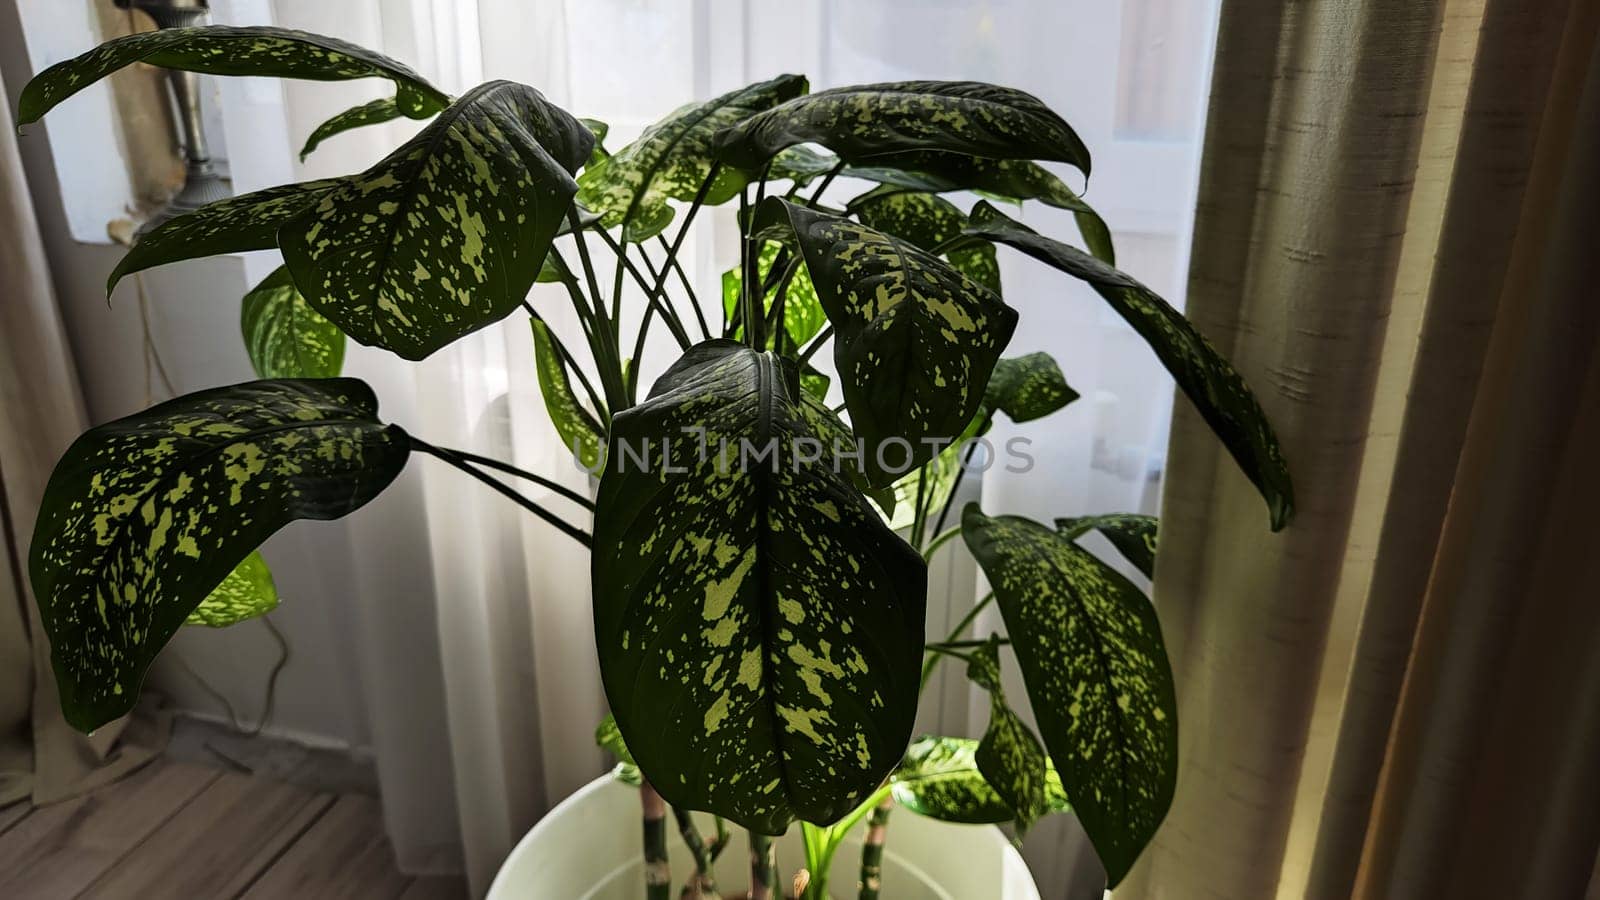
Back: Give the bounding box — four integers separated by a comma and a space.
1118, 1, 1600, 898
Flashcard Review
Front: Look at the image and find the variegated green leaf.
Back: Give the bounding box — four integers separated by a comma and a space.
530, 318, 604, 469
768, 145, 840, 186
280, 80, 593, 361
595, 711, 636, 765
299, 96, 405, 161
756, 198, 1018, 486
794, 390, 896, 518
965, 201, 1293, 530
1057, 514, 1158, 580
579, 117, 610, 168
593, 341, 926, 833
714, 81, 1089, 177
18, 25, 448, 126
967, 637, 1049, 834
577, 74, 807, 241
720, 242, 827, 348
240, 266, 346, 379
848, 189, 1000, 293
961, 506, 1176, 887
185, 551, 278, 628
891, 736, 1068, 825
886, 413, 983, 533
29, 379, 410, 732
107, 180, 340, 294
984, 352, 1078, 424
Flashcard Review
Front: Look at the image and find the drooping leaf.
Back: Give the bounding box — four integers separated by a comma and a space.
279, 80, 593, 361
299, 96, 405, 161
18, 25, 449, 126
756, 198, 1017, 486
984, 352, 1078, 423
891, 736, 1068, 826
530, 318, 604, 469
577, 74, 808, 241
714, 81, 1089, 177
240, 265, 346, 379
967, 637, 1049, 834
1057, 514, 1158, 580
184, 551, 279, 628
965, 202, 1293, 530
29, 379, 410, 732
720, 242, 826, 348
961, 506, 1176, 886
592, 341, 926, 833
848, 189, 1000, 293
107, 180, 340, 294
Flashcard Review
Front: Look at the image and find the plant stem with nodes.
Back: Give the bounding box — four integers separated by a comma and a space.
749, 832, 779, 900
641, 782, 671, 900
672, 806, 718, 899
856, 798, 894, 900
408, 438, 593, 547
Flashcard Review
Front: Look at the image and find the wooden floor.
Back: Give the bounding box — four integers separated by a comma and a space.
0, 759, 466, 900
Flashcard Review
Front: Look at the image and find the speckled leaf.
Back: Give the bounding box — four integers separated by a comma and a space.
279, 80, 593, 361
185, 551, 277, 628
530, 318, 604, 469
299, 96, 405, 161
967, 637, 1050, 834
965, 202, 1293, 530
721, 242, 826, 347
768, 145, 840, 186
29, 379, 410, 733
592, 340, 925, 833
848, 189, 1000, 292
106, 180, 340, 294
577, 74, 807, 241
714, 81, 1089, 177
240, 265, 346, 379
756, 198, 1017, 486
1057, 514, 1158, 580
985, 353, 1078, 424
892, 736, 1068, 826
17, 25, 448, 126
961, 506, 1176, 886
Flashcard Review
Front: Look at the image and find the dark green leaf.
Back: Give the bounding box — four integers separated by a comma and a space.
577, 74, 808, 241
967, 637, 1049, 834
280, 80, 593, 361
18, 25, 448, 126
1057, 514, 1158, 579
961, 506, 1176, 886
714, 81, 1089, 177
107, 181, 340, 294
530, 319, 604, 469
29, 379, 410, 732
185, 551, 278, 628
756, 198, 1017, 486
892, 736, 1068, 825
240, 266, 346, 379
593, 341, 926, 833
984, 352, 1078, 423
965, 202, 1293, 530
848, 189, 1000, 293
299, 96, 405, 161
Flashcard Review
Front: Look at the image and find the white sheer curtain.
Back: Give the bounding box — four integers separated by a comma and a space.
253, 1, 1218, 896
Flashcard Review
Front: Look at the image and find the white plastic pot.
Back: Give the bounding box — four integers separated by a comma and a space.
489, 776, 1040, 899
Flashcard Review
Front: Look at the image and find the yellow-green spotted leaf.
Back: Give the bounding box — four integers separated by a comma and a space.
185, 551, 278, 628
768, 145, 840, 186
299, 96, 406, 161
967, 637, 1049, 834
892, 736, 1068, 826
756, 198, 1018, 486
984, 352, 1078, 424
1057, 514, 1158, 580
848, 188, 1000, 292
713, 81, 1089, 177
530, 318, 604, 469
593, 340, 926, 834
279, 80, 594, 361
720, 242, 827, 348
240, 266, 346, 379
28, 379, 410, 733
577, 74, 807, 241
965, 201, 1293, 530
106, 180, 341, 294
18, 25, 448, 126
961, 506, 1176, 886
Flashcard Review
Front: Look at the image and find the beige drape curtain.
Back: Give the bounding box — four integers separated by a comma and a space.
1118, 1, 1600, 898
0, 68, 165, 810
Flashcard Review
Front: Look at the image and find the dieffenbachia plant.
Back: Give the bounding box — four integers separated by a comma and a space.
19, 23, 1293, 898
